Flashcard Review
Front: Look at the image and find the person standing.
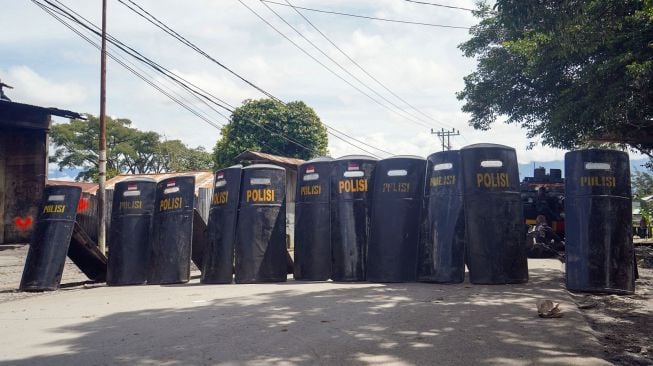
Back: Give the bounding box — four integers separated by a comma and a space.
640, 216, 648, 239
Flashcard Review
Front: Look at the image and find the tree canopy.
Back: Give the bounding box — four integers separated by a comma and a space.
458, 0, 653, 160
50, 114, 213, 181
213, 99, 329, 168
633, 170, 653, 198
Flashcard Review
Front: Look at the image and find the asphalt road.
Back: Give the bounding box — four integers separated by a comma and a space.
0, 258, 609, 365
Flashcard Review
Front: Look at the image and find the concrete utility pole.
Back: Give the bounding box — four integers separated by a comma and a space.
431, 128, 460, 151
98, 0, 108, 254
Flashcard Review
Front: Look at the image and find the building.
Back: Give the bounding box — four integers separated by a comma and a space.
0, 100, 82, 244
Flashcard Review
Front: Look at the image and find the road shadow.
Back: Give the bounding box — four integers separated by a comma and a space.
1, 267, 608, 365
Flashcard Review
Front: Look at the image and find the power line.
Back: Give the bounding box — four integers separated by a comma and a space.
259, 0, 438, 130
259, 0, 470, 29
43, 0, 324, 157
404, 0, 477, 12
117, 0, 390, 157
281, 0, 457, 130
241, 0, 431, 136
33, 0, 226, 132
52, 0, 236, 115
117, 0, 328, 154
431, 128, 460, 151
119, 0, 282, 104
40, 0, 388, 158
33, 1, 296, 158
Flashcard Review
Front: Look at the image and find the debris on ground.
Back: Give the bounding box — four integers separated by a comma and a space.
536, 299, 563, 318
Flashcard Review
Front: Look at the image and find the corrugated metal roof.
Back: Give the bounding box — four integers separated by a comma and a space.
0, 100, 84, 120
100, 171, 215, 195
47, 180, 98, 193
235, 150, 304, 170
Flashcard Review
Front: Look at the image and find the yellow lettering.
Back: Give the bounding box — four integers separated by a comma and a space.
245, 189, 277, 202
338, 179, 369, 193
43, 204, 66, 213
120, 200, 142, 210
580, 175, 617, 188
476, 173, 510, 188
212, 191, 228, 205
300, 185, 322, 196
159, 197, 183, 211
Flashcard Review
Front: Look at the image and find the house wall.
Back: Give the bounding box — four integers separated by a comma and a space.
0, 125, 48, 243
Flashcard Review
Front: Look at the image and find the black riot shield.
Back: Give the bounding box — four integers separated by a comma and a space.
148, 176, 195, 285
331, 155, 377, 281
565, 149, 634, 294
419, 150, 466, 283
293, 157, 333, 281
461, 144, 528, 284
235, 164, 287, 283
107, 178, 156, 286
202, 165, 242, 284
20, 185, 82, 291
367, 156, 425, 282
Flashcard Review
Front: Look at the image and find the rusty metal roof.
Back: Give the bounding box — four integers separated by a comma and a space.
101, 171, 215, 195
0, 100, 84, 120
47, 180, 98, 193
235, 150, 304, 171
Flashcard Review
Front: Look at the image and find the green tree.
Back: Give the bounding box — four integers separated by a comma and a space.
633, 171, 653, 198
50, 114, 213, 181
213, 99, 329, 168
458, 0, 653, 162
157, 140, 213, 172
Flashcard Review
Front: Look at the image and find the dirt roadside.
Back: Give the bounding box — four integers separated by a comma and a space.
0, 245, 92, 304
571, 244, 653, 365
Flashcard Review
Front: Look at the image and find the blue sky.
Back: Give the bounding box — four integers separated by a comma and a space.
1, 0, 646, 181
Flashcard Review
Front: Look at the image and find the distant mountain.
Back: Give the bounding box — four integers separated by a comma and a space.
519, 158, 649, 180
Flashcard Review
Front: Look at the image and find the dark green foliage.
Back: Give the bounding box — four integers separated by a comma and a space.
458, 0, 653, 161
49, 114, 213, 181
633, 170, 653, 198
213, 99, 329, 169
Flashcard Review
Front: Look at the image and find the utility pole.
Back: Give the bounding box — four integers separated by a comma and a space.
98, 0, 107, 254
431, 128, 460, 151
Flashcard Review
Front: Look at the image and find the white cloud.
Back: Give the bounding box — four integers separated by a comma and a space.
1, 66, 87, 106
3, 0, 580, 166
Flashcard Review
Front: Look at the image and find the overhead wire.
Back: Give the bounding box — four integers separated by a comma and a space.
33, 0, 225, 131
33, 0, 294, 158
258, 0, 440, 130
403, 0, 477, 12
117, 0, 390, 157
115, 0, 330, 156
120, 0, 283, 103
240, 0, 433, 138
245, 0, 470, 152
259, 0, 470, 29
51, 0, 236, 115
280, 0, 457, 130
47, 0, 326, 157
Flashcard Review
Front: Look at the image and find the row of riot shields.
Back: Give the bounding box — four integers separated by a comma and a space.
295, 146, 635, 293
21, 146, 633, 293
294, 146, 529, 285
201, 164, 287, 284
108, 164, 289, 286
20, 164, 290, 290
20, 176, 198, 290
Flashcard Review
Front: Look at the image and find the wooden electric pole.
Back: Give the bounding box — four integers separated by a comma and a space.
431, 128, 460, 151
98, 0, 107, 254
